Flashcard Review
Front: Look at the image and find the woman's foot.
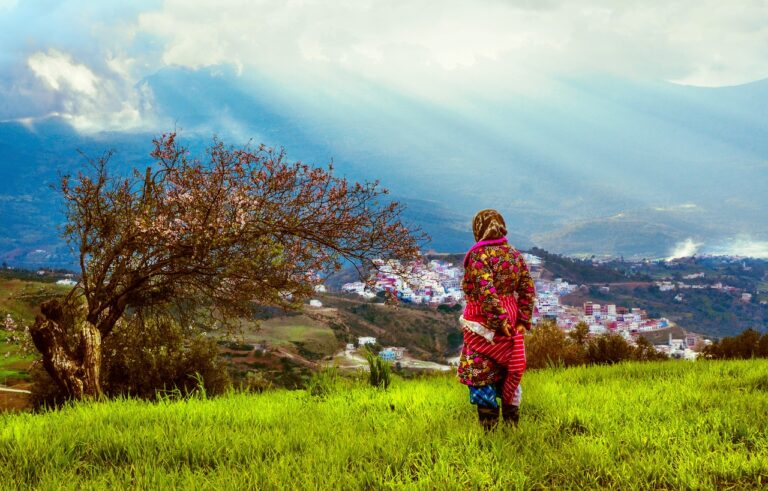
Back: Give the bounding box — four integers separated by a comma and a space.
502, 404, 519, 426
477, 405, 499, 431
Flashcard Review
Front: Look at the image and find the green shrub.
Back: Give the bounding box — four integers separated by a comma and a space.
633, 336, 668, 361
306, 365, 342, 397
526, 320, 667, 368
364, 349, 391, 389
586, 333, 634, 365
239, 371, 273, 393
703, 328, 768, 359
526, 320, 585, 369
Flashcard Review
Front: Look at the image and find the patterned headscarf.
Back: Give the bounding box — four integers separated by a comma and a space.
472, 209, 507, 242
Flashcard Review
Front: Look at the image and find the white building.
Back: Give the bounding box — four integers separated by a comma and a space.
342, 282, 367, 294
657, 281, 675, 292
589, 324, 607, 335
358, 336, 377, 346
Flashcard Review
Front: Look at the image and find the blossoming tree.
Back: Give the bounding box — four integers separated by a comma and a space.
30, 133, 424, 399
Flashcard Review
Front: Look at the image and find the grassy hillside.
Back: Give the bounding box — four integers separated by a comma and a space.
0, 277, 69, 323
317, 294, 462, 361
221, 296, 461, 389
2, 360, 767, 489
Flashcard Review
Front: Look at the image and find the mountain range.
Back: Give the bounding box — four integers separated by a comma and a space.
1, 67, 767, 267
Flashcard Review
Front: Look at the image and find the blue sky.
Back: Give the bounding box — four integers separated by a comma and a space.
1, 1, 768, 259
2, 0, 768, 132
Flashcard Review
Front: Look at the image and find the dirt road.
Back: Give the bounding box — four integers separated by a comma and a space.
0, 385, 30, 394
332, 348, 451, 372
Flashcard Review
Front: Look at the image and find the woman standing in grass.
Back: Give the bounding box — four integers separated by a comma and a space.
457, 209, 536, 429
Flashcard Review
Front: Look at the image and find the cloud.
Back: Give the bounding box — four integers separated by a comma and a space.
21, 49, 156, 132
710, 237, 768, 259
653, 203, 699, 212
4, 0, 768, 132
133, 0, 768, 98
0, 0, 17, 12
28, 50, 99, 96
669, 236, 768, 259
668, 238, 702, 260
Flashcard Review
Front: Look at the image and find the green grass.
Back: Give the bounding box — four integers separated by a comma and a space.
2, 360, 768, 489
0, 369, 25, 381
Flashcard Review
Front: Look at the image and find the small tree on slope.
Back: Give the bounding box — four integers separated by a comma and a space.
30, 133, 424, 399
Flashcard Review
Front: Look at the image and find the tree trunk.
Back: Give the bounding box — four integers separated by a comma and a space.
79, 321, 103, 397
29, 300, 103, 399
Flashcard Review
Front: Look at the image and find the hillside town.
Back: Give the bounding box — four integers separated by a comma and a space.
339, 253, 702, 359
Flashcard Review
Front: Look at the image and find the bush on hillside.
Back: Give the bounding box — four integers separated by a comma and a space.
437, 303, 463, 314
525, 320, 667, 368
633, 336, 668, 362
586, 333, 634, 365
525, 320, 585, 369
702, 328, 768, 359
306, 365, 342, 397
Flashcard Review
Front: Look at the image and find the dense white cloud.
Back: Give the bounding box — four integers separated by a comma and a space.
134, 0, 768, 95
23, 49, 156, 132
28, 50, 99, 96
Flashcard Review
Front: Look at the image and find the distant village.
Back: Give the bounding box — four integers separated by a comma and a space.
654, 273, 756, 304
341, 254, 707, 361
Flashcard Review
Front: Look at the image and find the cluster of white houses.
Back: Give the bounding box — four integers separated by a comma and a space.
654, 332, 703, 360
655, 279, 745, 295
535, 282, 674, 336
342, 254, 546, 306
530, 273, 703, 359
342, 258, 464, 306
562, 302, 670, 335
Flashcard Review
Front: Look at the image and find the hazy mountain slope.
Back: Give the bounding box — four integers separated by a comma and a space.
1, 69, 767, 263
137, 69, 768, 256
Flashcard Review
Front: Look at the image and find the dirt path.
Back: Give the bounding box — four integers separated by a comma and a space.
0, 385, 31, 394
0, 385, 31, 412
332, 349, 451, 372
